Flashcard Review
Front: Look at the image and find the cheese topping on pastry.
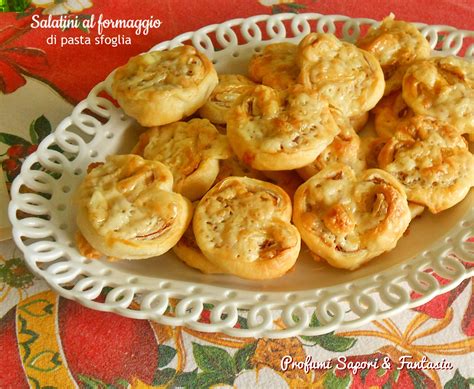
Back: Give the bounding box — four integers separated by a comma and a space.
227, 85, 339, 170
373, 91, 415, 138
378, 116, 474, 213
76, 155, 192, 260
297, 33, 385, 116
199, 74, 256, 124
293, 164, 411, 270
133, 118, 232, 201
402, 56, 474, 135
357, 15, 431, 95
193, 177, 301, 279
248, 42, 299, 90
112, 45, 218, 127
297, 109, 364, 180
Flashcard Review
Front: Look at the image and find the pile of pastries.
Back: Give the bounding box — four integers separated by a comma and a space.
75, 15, 474, 279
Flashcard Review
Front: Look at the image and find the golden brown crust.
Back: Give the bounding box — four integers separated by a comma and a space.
193, 177, 301, 279
357, 15, 431, 95
260, 170, 303, 200
350, 111, 369, 133
214, 154, 266, 184
248, 42, 299, 90
402, 56, 474, 135
297, 109, 364, 180
173, 205, 223, 274
76, 155, 192, 260
408, 202, 425, 220
198, 74, 256, 124
372, 91, 415, 138
75, 231, 102, 260
293, 164, 411, 270
297, 33, 385, 116
360, 136, 389, 169
112, 45, 218, 127
227, 85, 340, 170
378, 116, 474, 213
132, 118, 232, 201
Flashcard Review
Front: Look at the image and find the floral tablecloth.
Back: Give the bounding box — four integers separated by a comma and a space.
0, 1, 473, 388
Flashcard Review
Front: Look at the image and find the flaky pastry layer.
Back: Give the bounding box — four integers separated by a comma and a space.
297, 109, 364, 180
112, 45, 218, 126
372, 91, 415, 138
378, 116, 474, 213
76, 155, 192, 260
402, 56, 474, 135
357, 15, 431, 95
193, 177, 301, 279
293, 164, 411, 270
248, 42, 299, 90
199, 74, 256, 124
227, 85, 339, 170
133, 118, 231, 201
297, 33, 385, 116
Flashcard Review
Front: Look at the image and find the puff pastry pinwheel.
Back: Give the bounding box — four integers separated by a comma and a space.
112, 45, 218, 127
297, 33, 385, 116
248, 42, 299, 90
378, 116, 474, 213
227, 85, 339, 170
198, 74, 256, 124
402, 56, 474, 136
76, 155, 192, 260
193, 177, 301, 280
293, 164, 411, 270
133, 118, 232, 201
297, 109, 364, 180
357, 15, 431, 95
372, 91, 415, 138
173, 203, 223, 274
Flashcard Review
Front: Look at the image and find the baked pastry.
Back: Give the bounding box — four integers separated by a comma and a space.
402, 56, 474, 135
173, 203, 223, 274
372, 91, 414, 138
378, 116, 474, 213
193, 177, 301, 279
248, 42, 299, 90
112, 45, 218, 127
357, 15, 431, 95
360, 136, 389, 169
76, 155, 192, 260
132, 118, 232, 201
214, 154, 266, 183
293, 164, 411, 270
297, 33, 385, 116
260, 170, 303, 199
297, 109, 364, 180
227, 85, 339, 170
408, 202, 425, 220
350, 111, 369, 133
198, 74, 256, 124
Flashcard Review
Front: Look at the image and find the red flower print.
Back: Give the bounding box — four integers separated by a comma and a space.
0, 19, 48, 94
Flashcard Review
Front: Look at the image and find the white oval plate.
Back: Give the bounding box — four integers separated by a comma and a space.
9, 13, 474, 338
